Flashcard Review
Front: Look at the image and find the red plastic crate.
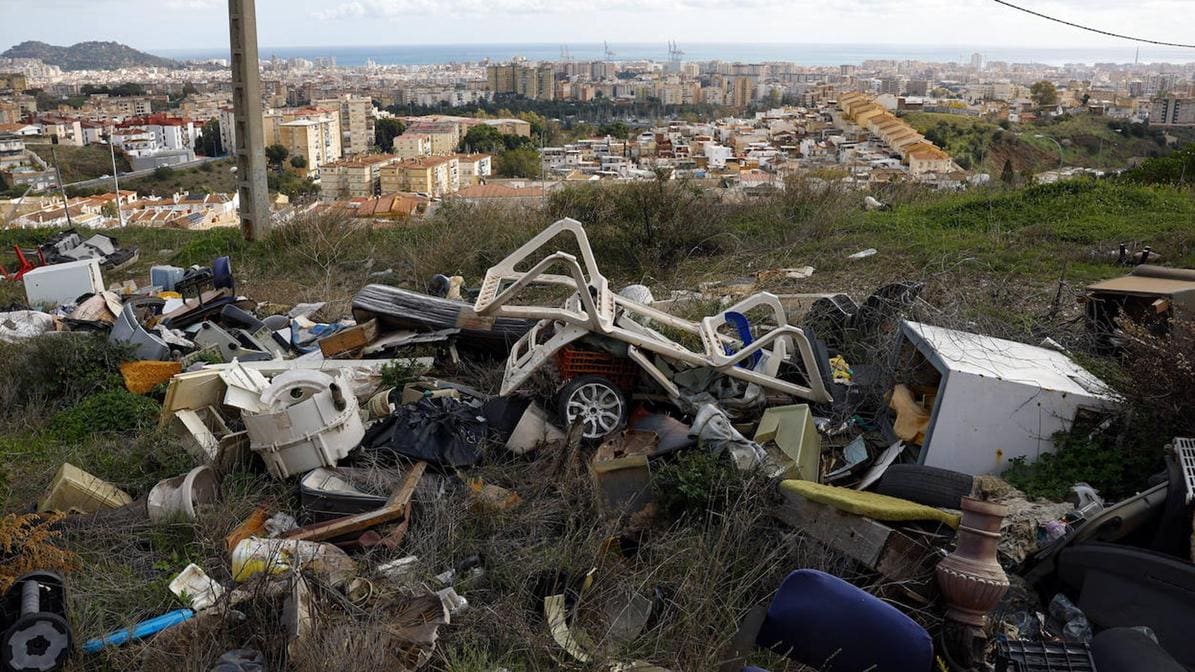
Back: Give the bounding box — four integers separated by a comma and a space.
556, 348, 640, 391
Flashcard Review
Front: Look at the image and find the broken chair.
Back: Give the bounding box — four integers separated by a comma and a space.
473, 218, 832, 438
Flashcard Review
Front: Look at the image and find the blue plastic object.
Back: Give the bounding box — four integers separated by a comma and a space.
81, 608, 194, 653
756, 570, 932, 672
150, 265, 185, 291
212, 256, 234, 290
723, 311, 762, 368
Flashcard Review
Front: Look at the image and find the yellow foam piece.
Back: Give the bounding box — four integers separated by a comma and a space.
781, 479, 960, 529
121, 360, 182, 394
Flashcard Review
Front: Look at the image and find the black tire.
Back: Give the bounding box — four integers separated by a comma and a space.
875, 464, 974, 509
556, 374, 627, 440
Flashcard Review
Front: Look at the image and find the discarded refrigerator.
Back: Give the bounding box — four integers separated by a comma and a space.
891, 321, 1120, 476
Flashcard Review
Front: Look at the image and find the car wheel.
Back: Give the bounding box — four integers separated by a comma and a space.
557, 375, 627, 440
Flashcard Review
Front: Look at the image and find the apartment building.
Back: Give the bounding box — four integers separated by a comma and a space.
36, 117, 84, 146
275, 108, 342, 177
1152, 95, 1195, 127
455, 153, 492, 186
0, 73, 27, 92
402, 120, 464, 155
379, 156, 460, 197
393, 132, 434, 159
320, 154, 400, 199
482, 118, 532, 137
486, 64, 555, 101
313, 94, 375, 156
80, 95, 154, 117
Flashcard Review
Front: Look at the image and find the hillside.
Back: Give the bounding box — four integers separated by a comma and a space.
0, 174, 1193, 669
1, 40, 179, 70
902, 111, 1195, 177
26, 142, 131, 185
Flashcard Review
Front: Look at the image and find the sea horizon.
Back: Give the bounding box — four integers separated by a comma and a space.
148, 41, 1195, 67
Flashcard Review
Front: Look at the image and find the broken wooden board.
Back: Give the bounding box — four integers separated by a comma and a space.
318, 319, 378, 358
280, 461, 426, 542
775, 490, 938, 586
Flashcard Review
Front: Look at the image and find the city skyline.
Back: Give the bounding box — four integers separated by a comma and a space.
4, 0, 1195, 55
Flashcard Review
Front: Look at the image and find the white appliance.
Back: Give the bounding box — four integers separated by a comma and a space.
22, 258, 104, 306
896, 320, 1121, 476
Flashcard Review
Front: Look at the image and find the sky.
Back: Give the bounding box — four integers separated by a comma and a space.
3, 0, 1195, 57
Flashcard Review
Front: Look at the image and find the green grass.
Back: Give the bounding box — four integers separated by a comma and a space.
114, 158, 237, 197
902, 111, 1195, 176
25, 142, 131, 184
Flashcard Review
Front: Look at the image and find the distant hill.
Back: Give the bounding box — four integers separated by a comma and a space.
1, 41, 180, 71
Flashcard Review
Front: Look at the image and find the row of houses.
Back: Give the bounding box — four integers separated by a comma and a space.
837, 92, 954, 175
3, 190, 239, 229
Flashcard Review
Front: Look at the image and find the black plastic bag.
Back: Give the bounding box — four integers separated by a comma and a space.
359, 397, 487, 468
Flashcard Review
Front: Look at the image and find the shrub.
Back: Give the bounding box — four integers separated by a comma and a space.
1004, 320, 1193, 501
379, 359, 429, 389
49, 389, 160, 443
0, 334, 132, 419
547, 180, 728, 276
1002, 427, 1159, 501
652, 450, 746, 520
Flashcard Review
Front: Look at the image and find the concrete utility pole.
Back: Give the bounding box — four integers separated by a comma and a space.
228, 0, 271, 240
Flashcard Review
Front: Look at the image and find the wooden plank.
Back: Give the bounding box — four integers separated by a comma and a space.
776, 493, 892, 567
380, 514, 411, 551
318, 319, 379, 358
776, 491, 936, 589
281, 461, 426, 542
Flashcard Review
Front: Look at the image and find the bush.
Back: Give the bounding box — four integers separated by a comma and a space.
49, 389, 160, 443
1004, 320, 1193, 501
652, 450, 746, 520
0, 334, 132, 419
1123, 143, 1195, 185
547, 180, 728, 276
1002, 427, 1159, 501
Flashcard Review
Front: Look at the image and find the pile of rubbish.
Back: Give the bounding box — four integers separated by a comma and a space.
1, 228, 138, 284
5, 218, 1194, 672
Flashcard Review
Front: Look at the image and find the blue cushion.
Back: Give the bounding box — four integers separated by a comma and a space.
756, 569, 932, 672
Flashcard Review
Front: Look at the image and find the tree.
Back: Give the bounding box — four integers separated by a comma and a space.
290, 155, 308, 169
196, 118, 222, 157
460, 124, 506, 154
1000, 159, 1016, 185
496, 147, 541, 178
1030, 81, 1058, 108
265, 144, 289, 170
597, 121, 629, 140
375, 117, 405, 152
152, 166, 175, 181
100, 201, 117, 218
110, 82, 145, 97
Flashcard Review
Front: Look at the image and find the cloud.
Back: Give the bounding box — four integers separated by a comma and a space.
164, 0, 220, 7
